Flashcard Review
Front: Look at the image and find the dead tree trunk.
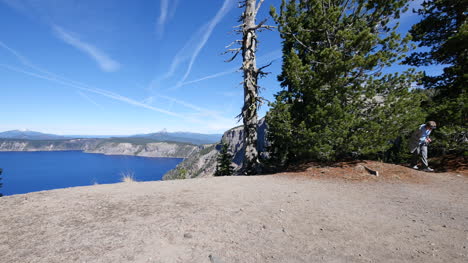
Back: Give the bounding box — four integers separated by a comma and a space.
225, 0, 270, 175
241, 0, 260, 175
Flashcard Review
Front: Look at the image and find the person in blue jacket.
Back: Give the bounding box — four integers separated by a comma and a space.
409, 121, 437, 172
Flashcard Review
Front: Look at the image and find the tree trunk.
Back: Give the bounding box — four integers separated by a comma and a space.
241, 0, 260, 175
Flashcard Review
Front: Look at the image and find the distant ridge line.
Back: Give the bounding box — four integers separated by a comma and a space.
0, 130, 222, 145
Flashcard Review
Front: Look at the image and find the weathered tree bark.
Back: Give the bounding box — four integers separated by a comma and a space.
240, 0, 261, 175
224, 0, 270, 175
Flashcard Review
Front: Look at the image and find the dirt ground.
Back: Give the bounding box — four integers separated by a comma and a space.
0, 162, 467, 263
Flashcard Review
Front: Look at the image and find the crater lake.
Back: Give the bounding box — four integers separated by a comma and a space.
0, 151, 182, 196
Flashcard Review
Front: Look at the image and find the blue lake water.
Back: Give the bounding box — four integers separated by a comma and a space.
0, 151, 182, 196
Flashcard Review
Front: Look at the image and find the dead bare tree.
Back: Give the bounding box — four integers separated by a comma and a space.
225, 0, 272, 175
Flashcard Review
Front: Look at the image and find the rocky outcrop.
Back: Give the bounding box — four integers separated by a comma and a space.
163, 118, 268, 180
163, 144, 219, 180
87, 142, 200, 158
0, 139, 100, 152
0, 139, 199, 158
0, 141, 29, 151
221, 118, 268, 170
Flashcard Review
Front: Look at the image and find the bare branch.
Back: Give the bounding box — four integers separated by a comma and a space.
257, 25, 276, 31
225, 50, 241, 62
284, 31, 317, 54
252, 18, 268, 30
238, 0, 246, 8
258, 70, 271, 78
225, 40, 242, 49
325, 30, 333, 48
256, 96, 268, 107
233, 23, 245, 28
255, 0, 265, 15
258, 61, 273, 71
235, 112, 243, 122
223, 48, 242, 54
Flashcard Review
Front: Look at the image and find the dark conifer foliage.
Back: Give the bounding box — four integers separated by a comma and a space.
404, 0, 467, 153
215, 144, 235, 176
266, 0, 425, 166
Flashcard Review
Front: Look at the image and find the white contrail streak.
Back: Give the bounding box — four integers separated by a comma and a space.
0, 64, 182, 117
53, 26, 120, 72
176, 49, 282, 88
0, 40, 236, 130
157, 0, 169, 34
76, 90, 104, 108
177, 0, 234, 85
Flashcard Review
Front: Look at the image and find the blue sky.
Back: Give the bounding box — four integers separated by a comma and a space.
0, 0, 435, 135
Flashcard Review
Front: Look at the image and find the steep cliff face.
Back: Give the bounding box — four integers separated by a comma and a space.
163, 118, 268, 180
0, 139, 100, 152
163, 145, 219, 180
0, 141, 29, 151
0, 139, 199, 158
88, 142, 200, 158
217, 117, 268, 171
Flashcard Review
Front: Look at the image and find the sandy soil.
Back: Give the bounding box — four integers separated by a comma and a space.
0, 164, 467, 263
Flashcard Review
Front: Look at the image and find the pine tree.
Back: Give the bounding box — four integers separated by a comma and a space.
266, 0, 425, 166
215, 143, 235, 176
404, 0, 467, 153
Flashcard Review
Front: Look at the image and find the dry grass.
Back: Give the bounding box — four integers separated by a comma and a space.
120, 171, 137, 183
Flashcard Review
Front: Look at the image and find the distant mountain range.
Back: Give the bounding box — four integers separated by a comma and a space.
0, 130, 222, 145
0, 130, 70, 140
132, 131, 222, 145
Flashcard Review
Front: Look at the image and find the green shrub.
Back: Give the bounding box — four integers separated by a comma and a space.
214, 143, 234, 176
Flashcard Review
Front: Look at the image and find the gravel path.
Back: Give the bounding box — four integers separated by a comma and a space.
1, 172, 467, 262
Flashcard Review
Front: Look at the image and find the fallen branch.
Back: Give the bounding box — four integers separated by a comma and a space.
363, 165, 379, 176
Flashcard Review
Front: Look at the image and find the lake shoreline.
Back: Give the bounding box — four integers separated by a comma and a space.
0, 149, 187, 159
0, 151, 183, 196
0, 138, 202, 158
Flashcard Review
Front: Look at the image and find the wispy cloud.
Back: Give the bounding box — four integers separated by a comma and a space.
0, 39, 76, 81
0, 0, 29, 16
152, 0, 234, 89
141, 96, 155, 105
156, 94, 221, 118
141, 93, 232, 125
0, 40, 236, 131
53, 26, 120, 72
168, 0, 180, 19
76, 90, 103, 109
156, 0, 169, 34
178, 67, 239, 87
0, 40, 32, 66
176, 49, 282, 88
1, 39, 118, 91
0, 62, 235, 130
177, 0, 234, 85
156, 0, 179, 36
0, 63, 182, 117
1, 2, 121, 72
